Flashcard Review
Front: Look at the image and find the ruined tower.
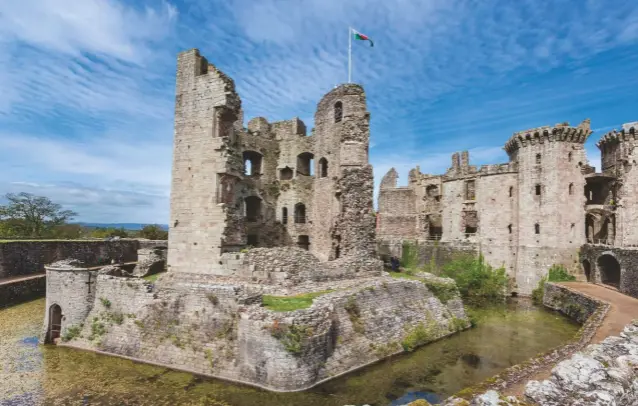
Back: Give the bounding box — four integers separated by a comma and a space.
168, 49, 244, 275
596, 122, 638, 246
311, 84, 376, 261
504, 120, 591, 292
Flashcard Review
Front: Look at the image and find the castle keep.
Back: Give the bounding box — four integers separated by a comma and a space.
378, 120, 638, 296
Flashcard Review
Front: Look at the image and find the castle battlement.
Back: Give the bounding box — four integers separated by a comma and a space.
597, 122, 638, 147
504, 119, 592, 155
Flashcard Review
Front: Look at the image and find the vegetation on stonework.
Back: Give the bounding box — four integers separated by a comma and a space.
262, 290, 334, 312
89, 318, 107, 341
439, 254, 508, 304
422, 280, 459, 304
61, 324, 83, 342
345, 295, 365, 334
269, 321, 314, 355
100, 298, 112, 308
532, 264, 576, 304
400, 240, 420, 270
401, 321, 440, 352
143, 272, 165, 282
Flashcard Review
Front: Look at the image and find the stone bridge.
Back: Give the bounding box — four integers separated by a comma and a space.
579, 243, 638, 299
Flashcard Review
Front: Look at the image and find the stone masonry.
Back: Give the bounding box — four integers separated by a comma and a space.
377, 120, 638, 295
43, 49, 471, 392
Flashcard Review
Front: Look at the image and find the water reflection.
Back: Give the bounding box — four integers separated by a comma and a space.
0, 298, 578, 406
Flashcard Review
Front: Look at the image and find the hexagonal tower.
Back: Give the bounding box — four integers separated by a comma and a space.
597, 122, 638, 246
167, 49, 245, 275
504, 120, 592, 293
311, 84, 376, 261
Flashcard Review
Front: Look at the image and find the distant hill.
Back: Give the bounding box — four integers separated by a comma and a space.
74, 223, 169, 231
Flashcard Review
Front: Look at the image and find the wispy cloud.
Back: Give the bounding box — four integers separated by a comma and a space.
0, 0, 636, 222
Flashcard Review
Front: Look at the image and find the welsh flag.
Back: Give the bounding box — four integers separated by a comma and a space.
352, 29, 374, 47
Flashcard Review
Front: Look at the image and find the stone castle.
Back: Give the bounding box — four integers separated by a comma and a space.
377, 120, 638, 295
41, 49, 470, 392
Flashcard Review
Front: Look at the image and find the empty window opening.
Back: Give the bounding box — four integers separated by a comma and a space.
297, 235, 310, 250
245, 196, 261, 222
279, 167, 293, 180
535, 223, 540, 234
508, 224, 512, 234
465, 180, 476, 200
536, 153, 541, 164
509, 186, 513, 197
334, 235, 341, 259
47, 304, 62, 344
247, 234, 258, 246
569, 183, 574, 195
296, 152, 315, 176
282, 207, 288, 225
535, 184, 541, 196
294, 203, 306, 223
465, 226, 477, 236
597, 254, 620, 288
429, 226, 442, 240
426, 185, 439, 198
334, 101, 343, 123
318, 158, 328, 178
243, 151, 262, 176
568, 152, 573, 162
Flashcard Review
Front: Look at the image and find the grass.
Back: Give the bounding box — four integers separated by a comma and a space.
532, 264, 576, 304
262, 290, 334, 312
388, 272, 420, 280
143, 272, 166, 282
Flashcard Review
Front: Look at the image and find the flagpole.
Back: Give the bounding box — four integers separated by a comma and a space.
348, 27, 352, 83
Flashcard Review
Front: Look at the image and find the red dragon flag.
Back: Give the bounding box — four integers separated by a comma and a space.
348, 27, 374, 82
352, 28, 374, 47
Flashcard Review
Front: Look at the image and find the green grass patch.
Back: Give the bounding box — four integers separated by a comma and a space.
143, 272, 166, 282
388, 272, 421, 280
262, 290, 334, 312
532, 264, 576, 305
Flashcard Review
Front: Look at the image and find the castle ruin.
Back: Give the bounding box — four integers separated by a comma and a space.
378, 119, 638, 296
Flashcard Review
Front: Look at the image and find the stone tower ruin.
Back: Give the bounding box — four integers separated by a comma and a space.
167, 49, 377, 276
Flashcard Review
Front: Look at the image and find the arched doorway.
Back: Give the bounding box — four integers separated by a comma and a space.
597, 254, 621, 288
582, 260, 592, 282
47, 304, 62, 344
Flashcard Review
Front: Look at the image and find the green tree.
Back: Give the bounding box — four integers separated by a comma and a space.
90, 227, 129, 239
0, 193, 78, 238
139, 224, 168, 240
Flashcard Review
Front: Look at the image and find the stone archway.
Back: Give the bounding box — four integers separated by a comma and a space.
597, 254, 621, 288
47, 304, 62, 344
582, 260, 592, 282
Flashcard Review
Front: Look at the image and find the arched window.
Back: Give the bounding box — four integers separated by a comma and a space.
536, 153, 541, 164
535, 223, 540, 234
319, 158, 328, 178
294, 203, 306, 223
568, 152, 573, 162
509, 186, 513, 197
243, 151, 262, 176
282, 207, 288, 225
334, 101, 343, 123
568, 183, 574, 195
296, 152, 314, 176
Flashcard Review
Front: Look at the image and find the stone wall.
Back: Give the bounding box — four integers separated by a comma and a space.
56, 272, 469, 392
542, 282, 601, 324
377, 238, 479, 269
0, 275, 46, 307
580, 244, 638, 299
0, 240, 139, 279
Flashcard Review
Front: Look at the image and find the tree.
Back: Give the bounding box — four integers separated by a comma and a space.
139, 224, 168, 240
0, 192, 78, 238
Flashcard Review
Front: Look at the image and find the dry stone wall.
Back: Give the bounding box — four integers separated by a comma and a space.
0, 275, 45, 307
580, 244, 638, 299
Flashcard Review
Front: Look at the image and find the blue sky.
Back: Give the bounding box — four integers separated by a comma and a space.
0, 0, 637, 223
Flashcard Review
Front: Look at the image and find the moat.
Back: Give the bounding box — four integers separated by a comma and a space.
2, 298, 578, 406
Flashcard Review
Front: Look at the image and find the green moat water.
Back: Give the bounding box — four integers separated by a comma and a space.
1, 298, 579, 406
